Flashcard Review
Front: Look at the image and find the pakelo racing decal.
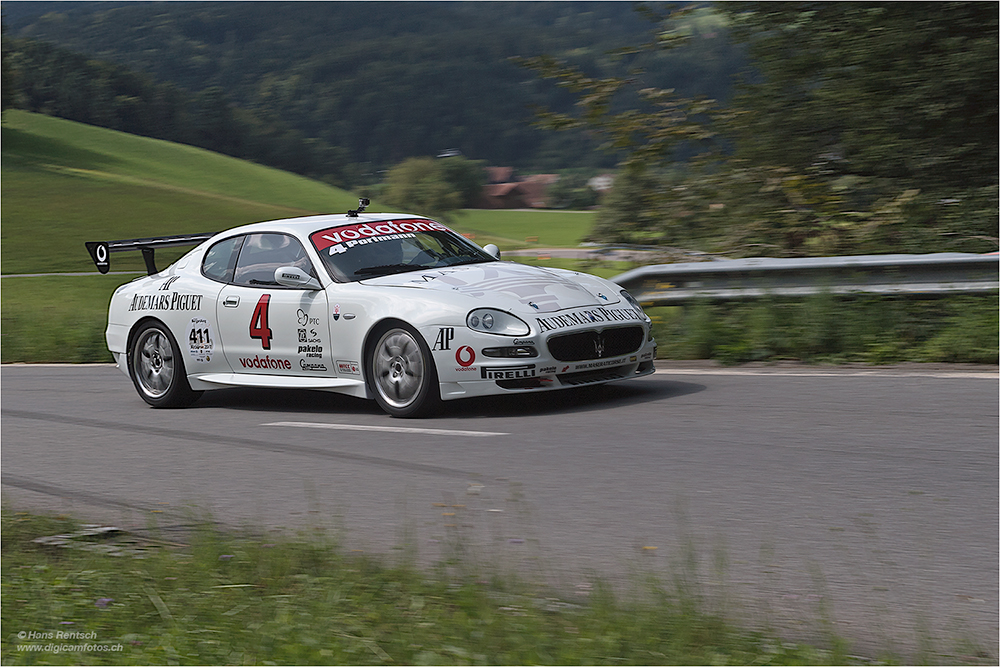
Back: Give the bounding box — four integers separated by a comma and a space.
186, 317, 214, 363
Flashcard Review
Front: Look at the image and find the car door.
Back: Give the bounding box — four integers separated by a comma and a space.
216, 232, 334, 376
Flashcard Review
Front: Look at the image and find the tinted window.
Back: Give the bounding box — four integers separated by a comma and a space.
201, 236, 244, 283
232, 233, 316, 287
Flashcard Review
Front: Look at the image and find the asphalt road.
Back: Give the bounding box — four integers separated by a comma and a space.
2, 362, 997, 658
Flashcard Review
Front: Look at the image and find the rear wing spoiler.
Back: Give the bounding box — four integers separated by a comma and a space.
85, 233, 217, 275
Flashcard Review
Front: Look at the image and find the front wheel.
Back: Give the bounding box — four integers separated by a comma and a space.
128, 321, 202, 408
368, 324, 440, 418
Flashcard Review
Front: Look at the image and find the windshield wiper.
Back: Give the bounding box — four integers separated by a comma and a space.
354, 263, 428, 276
445, 257, 493, 267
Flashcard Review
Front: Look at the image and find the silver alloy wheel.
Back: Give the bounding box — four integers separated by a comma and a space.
133, 327, 175, 399
373, 328, 425, 409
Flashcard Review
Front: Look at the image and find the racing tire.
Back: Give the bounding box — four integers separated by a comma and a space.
128, 320, 202, 408
368, 323, 441, 418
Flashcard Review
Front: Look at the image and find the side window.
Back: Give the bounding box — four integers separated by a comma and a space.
201, 236, 244, 284
232, 233, 317, 288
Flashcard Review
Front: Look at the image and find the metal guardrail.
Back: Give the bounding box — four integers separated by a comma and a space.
612, 253, 1000, 306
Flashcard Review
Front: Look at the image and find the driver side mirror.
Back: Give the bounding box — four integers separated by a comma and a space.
483, 243, 501, 260
275, 266, 322, 290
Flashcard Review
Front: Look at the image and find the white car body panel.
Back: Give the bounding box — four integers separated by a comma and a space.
101, 213, 656, 414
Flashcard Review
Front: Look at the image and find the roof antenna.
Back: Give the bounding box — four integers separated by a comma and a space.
347, 198, 370, 218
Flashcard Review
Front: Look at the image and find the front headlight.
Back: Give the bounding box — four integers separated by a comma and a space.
620, 290, 650, 321
467, 308, 530, 336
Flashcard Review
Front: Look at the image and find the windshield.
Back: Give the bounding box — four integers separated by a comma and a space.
310, 219, 495, 282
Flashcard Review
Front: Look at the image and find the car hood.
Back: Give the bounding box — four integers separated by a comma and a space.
359, 261, 621, 313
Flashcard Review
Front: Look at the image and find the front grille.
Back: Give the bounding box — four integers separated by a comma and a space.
546, 326, 644, 362
556, 367, 633, 386
495, 377, 546, 390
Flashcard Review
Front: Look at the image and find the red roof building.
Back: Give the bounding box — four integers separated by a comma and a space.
476, 169, 560, 209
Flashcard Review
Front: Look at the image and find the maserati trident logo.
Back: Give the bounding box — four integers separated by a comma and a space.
594, 335, 605, 358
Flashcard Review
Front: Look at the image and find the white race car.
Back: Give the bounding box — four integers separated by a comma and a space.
87, 201, 656, 417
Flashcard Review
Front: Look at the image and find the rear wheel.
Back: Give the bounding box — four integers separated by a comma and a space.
129, 321, 202, 408
368, 324, 440, 418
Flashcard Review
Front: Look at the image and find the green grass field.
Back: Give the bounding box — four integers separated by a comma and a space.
451, 209, 596, 249
1, 509, 865, 666
1, 275, 132, 363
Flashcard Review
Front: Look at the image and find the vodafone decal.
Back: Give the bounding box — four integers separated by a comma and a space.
311, 219, 451, 253
239, 355, 292, 370
455, 345, 476, 368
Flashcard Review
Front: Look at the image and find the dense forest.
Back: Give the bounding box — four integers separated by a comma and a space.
2, 1, 740, 185
527, 2, 998, 255
3, 2, 997, 257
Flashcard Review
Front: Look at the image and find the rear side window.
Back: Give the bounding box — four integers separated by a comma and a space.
232, 233, 316, 287
202, 236, 244, 283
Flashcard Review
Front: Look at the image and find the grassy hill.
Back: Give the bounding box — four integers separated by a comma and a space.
0, 111, 600, 362
1, 110, 598, 275
0, 111, 359, 361
1, 110, 365, 275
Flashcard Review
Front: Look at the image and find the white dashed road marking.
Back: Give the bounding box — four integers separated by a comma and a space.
263, 421, 508, 437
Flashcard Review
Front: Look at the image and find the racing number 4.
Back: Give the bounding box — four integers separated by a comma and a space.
249, 294, 273, 349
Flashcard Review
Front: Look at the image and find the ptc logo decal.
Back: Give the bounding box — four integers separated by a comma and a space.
455, 345, 476, 367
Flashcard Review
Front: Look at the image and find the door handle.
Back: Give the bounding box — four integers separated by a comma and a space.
223, 295, 240, 308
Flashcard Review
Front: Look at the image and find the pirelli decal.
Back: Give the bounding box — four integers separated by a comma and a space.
482, 365, 536, 380
535, 306, 641, 333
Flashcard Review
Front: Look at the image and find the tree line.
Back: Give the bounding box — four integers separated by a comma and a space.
2, 2, 741, 184
524, 2, 998, 256
1, 35, 360, 187
719, 1, 998, 256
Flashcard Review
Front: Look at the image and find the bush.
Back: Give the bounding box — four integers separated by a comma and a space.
651, 295, 999, 365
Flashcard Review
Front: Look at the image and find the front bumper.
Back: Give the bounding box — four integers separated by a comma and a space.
430, 322, 657, 401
